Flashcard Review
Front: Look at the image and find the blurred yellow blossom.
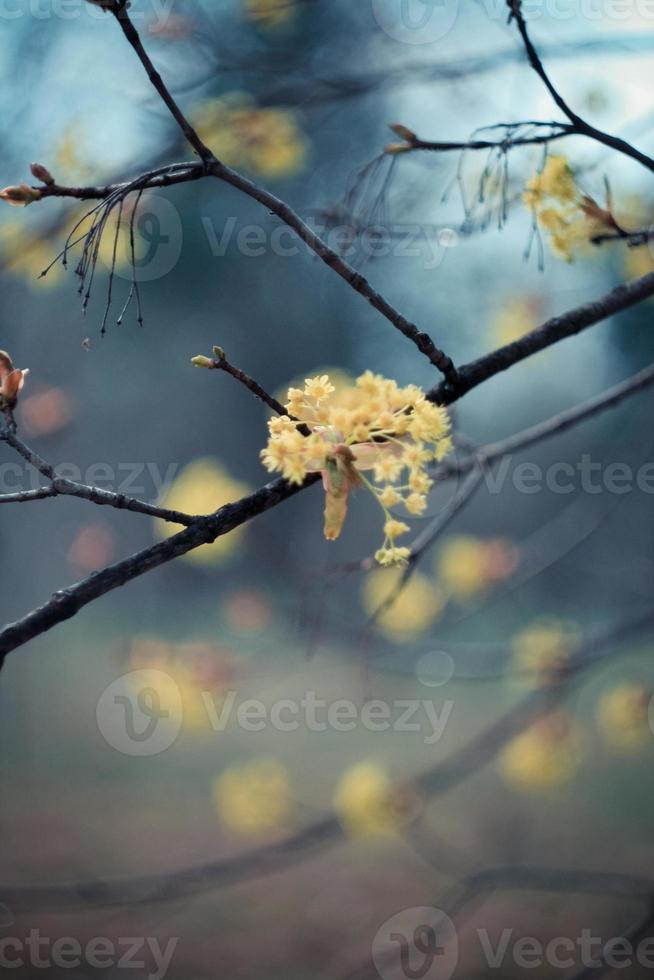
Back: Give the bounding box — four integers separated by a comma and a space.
261, 372, 452, 564
524, 155, 614, 261
334, 762, 419, 837
362, 567, 444, 640
192, 95, 306, 178
623, 244, 654, 284
596, 683, 652, 753
500, 713, 583, 792
54, 124, 95, 184
437, 536, 518, 601
0, 222, 66, 287
491, 297, 540, 347
244, 0, 295, 27
154, 457, 250, 564
213, 758, 292, 836
130, 636, 236, 732
510, 619, 578, 687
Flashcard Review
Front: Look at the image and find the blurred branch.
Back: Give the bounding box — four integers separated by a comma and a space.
4, 609, 652, 913
108, 1, 214, 164
436, 360, 654, 480
365, 465, 485, 631
259, 35, 654, 107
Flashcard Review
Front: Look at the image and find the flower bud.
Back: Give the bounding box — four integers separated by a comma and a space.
384, 143, 412, 156
389, 123, 417, 143
191, 355, 214, 369
30, 163, 55, 186
0, 183, 42, 207
212, 346, 226, 360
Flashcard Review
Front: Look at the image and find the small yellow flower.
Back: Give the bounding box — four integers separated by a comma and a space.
213, 758, 292, 837
379, 486, 402, 508
405, 492, 427, 516
304, 374, 335, 402
374, 546, 412, 567
384, 519, 410, 541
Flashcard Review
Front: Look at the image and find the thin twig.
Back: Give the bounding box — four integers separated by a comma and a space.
0, 428, 195, 526
198, 348, 289, 416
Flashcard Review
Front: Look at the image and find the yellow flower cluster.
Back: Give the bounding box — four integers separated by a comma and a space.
524, 155, 608, 262
596, 683, 651, 753
192, 95, 306, 178
261, 372, 453, 565
213, 758, 292, 837
244, 0, 295, 27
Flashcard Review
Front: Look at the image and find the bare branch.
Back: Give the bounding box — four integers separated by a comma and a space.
107, 1, 214, 164
429, 270, 654, 404
194, 347, 289, 417
0, 473, 319, 666
508, 0, 654, 173
0, 428, 195, 526
436, 360, 654, 481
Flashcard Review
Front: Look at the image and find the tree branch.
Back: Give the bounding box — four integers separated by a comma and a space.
436, 359, 654, 482
429, 270, 654, 404
507, 0, 654, 173
0, 427, 196, 526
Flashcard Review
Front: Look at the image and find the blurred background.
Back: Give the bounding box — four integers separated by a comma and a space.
1, 0, 654, 977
